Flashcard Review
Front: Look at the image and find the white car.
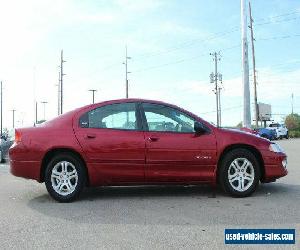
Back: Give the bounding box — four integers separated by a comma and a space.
267, 123, 289, 139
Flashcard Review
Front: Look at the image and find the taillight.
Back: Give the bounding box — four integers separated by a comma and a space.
15, 130, 21, 143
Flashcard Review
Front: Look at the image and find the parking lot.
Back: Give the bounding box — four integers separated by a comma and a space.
0, 139, 299, 249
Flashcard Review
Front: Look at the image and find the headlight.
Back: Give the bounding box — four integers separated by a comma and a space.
269, 143, 284, 153
282, 158, 287, 168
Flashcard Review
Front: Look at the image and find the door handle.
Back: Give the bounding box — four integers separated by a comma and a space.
86, 133, 96, 139
148, 137, 159, 142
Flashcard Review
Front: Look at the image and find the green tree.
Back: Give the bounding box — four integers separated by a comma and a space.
36, 119, 46, 124
285, 113, 300, 130
236, 121, 243, 128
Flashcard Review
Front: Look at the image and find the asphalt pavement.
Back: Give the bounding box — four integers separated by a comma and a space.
0, 139, 299, 249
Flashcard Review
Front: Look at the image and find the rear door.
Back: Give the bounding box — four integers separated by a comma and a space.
74, 102, 146, 184
140, 102, 217, 183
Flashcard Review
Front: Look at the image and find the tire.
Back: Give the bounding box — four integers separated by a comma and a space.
45, 153, 86, 202
286, 132, 289, 139
218, 149, 260, 197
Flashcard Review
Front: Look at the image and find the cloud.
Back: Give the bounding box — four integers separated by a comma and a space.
77, 13, 117, 23
159, 21, 207, 37
180, 80, 214, 95
114, 0, 165, 12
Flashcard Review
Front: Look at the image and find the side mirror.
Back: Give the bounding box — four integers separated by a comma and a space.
194, 121, 208, 134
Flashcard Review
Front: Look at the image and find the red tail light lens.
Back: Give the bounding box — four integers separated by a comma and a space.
15, 130, 21, 143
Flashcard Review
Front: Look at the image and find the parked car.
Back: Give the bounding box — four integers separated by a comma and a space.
0, 135, 14, 163
258, 128, 277, 141
267, 123, 289, 139
239, 127, 259, 135
9, 99, 288, 202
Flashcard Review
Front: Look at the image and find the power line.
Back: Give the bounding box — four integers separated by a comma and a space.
257, 34, 300, 41
67, 9, 300, 88
255, 10, 300, 22
228, 60, 300, 78
134, 11, 300, 61
133, 44, 240, 73
84, 29, 239, 77
199, 105, 242, 115
79, 10, 300, 80
136, 10, 300, 60
133, 28, 240, 60
255, 16, 300, 26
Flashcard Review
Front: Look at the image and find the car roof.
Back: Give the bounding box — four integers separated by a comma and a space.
82, 98, 195, 116
42, 98, 205, 128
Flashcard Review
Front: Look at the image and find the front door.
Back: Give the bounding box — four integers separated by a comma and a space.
141, 102, 217, 183
74, 102, 146, 184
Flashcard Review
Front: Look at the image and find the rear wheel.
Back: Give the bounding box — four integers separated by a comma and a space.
218, 149, 260, 197
45, 153, 86, 202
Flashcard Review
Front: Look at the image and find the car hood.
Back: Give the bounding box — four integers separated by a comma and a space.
214, 127, 271, 150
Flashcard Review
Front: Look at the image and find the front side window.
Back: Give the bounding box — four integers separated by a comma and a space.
270, 123, 280, 128
142, 103, 195, 133
80, 103, 137, 130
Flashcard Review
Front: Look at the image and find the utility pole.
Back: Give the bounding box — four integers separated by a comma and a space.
60, 50, 66, 114
12, 109, 16, 128
241, 0, 251, 128
210, 52, 222, 127
249, 1, 259, 128
41, 101, 48, 121
88, 89, 97, 104
292, 93, 294, 114
57, 71, 60, 116
33, 67, 36, 126
123, 46, 131, 98
35, 102, 38, 124
0, 81, 2, 137
218, 86, 222, 127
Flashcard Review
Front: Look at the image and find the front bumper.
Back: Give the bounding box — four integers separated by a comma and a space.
262, 151, 288, 182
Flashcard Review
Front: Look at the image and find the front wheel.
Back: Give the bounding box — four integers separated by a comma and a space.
218, 149, 260, 197
45, 154, 86, 202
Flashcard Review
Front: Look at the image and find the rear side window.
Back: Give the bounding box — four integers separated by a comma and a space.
79, 103, 138, 130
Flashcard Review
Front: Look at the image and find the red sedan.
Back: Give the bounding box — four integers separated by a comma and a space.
9, 99, 287, 202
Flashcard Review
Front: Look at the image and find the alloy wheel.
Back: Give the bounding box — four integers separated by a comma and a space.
227, 158, 255, 192
51, 161, 78, 196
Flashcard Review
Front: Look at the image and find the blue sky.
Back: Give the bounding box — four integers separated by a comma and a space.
0, 0, 300, 128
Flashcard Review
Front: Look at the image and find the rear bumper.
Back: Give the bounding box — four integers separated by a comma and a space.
10, 159, 41, 182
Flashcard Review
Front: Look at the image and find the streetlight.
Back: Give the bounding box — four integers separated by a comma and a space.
88, 89, 97, 104
11, 109, 16, 128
